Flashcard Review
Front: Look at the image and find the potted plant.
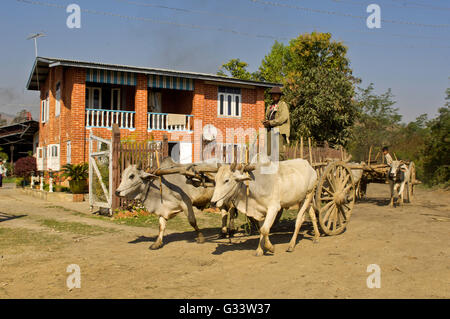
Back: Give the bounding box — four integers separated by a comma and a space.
61, 163, 88, 194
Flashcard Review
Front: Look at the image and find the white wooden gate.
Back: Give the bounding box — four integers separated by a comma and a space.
89, 131, 113, 214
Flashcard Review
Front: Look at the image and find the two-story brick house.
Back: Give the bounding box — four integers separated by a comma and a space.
26, 57, 278, 170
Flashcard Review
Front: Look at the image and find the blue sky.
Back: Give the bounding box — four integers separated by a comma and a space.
0, 0, 449, 122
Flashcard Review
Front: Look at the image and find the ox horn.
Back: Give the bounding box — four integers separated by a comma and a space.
230, 163, 237, 172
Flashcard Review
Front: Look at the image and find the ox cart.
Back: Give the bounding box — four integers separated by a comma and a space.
148, 158, 358, 238
346, 158, 419, 204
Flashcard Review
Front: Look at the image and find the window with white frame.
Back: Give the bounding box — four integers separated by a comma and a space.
218, 86, 241, 118
55, 82, 61, 117
86, 87, 102, 109
46, 93, 49, 121
41, 100, 45, 123
41, 92, 49, 123
47, 144, 60, 171
66, 141, 71, 164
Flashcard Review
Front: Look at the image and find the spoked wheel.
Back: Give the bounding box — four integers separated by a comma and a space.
407, 162, 416, 203
315, 161, 356, 236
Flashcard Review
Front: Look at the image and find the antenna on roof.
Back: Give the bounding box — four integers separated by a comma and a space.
27, 32, 46, 91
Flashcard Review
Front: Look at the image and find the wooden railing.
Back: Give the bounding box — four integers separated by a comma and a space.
147, 112, 193, 131
86, 109, 135, 130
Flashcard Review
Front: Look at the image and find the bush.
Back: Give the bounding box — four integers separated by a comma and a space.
14, 156, 37, 179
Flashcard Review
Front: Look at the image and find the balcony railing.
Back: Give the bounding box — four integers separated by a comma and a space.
86, 109, 135, 130
148, 112, 193, 131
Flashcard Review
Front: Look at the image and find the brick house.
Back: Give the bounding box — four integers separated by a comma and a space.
26, 57, 278, 171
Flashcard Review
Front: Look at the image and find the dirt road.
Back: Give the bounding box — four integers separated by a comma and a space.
0, 184, 449, 298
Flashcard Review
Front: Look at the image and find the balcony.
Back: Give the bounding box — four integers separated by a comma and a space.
148, 112, 193, 132
86, 109, 135, 130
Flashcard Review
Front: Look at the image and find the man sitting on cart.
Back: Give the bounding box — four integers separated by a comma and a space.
382, 146, 393, 166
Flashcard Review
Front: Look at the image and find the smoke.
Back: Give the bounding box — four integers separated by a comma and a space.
0, 87, 40, 120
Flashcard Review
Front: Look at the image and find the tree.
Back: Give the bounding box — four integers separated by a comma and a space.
348, 84, 402, 161
218, 32, 359, 145
0, 146, 8, 161
421, 89, 450, 187
258, 41, 290, 83
217, 59, 255, 80
279, 32, 358, 145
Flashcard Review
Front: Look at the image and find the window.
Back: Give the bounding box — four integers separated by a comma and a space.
86, 87, 102, 109
41, 100, 45, 123
217, 86, 241, 117
148, 91, 162, 113
41, 92, 49, 123
51, 145, 58, 157
66, 141, 71, 164
55, 82, 61, 117
111, 88, 121, 110
47, 144, 60, 171
45, 93, 49, 122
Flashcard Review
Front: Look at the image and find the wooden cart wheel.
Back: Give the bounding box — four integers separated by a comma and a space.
407, 162, 416, 203
315, 161, 356, 236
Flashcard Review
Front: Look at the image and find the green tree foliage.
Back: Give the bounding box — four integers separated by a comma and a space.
258, 41, 289, 83
421, 90, 450, 187
217, 59, 255, 80
348, 84, 402, 161
218, 32, 359, 145
0, 146, 8, 162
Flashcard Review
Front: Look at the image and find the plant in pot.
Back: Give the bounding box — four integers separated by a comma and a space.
53, 173, 63, 192
61, 163, 88, 194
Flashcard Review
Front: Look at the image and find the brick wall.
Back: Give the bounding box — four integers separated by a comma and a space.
37, 67, 266, 165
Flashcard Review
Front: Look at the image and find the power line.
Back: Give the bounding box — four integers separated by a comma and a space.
332, 0, 450, 12
386, 0, 450, 11
249, 0, 450, 28
16, 0, 289, 40
15, 0, 450, 49
114, 0, 321, 30
116, 0, 450, 41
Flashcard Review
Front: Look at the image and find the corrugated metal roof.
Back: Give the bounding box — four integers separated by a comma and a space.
26, 57, 281, 90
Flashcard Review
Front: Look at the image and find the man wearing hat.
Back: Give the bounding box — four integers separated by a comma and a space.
263, 86, 290, 160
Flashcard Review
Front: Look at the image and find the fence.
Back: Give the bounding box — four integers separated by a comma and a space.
111, 124, 168, 211
284, 137, 347, 163
86, 109, 136, 130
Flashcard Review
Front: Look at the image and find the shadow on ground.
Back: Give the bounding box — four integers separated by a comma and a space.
127, 219, 320, 255
0, 212, 27, 223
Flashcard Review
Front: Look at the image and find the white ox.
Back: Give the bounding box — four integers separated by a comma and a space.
211, 156, 320, 256
388, 160, 410, 207
115, 158, 228, 249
